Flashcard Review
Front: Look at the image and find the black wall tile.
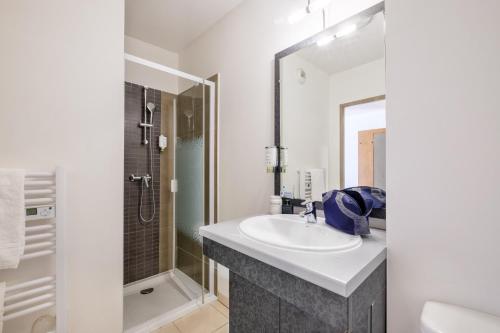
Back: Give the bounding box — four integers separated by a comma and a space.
124, 82, 161, 284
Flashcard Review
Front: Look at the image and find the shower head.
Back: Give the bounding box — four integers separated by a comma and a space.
144, 102, 156, 131
146, 102, 156, 112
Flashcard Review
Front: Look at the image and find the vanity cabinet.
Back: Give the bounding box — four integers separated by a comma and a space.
203, 238, 386, 333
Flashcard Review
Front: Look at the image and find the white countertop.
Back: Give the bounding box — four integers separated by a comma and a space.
200, 216, 386, 297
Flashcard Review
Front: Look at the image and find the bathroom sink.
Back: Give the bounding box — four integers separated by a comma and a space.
239, 214, 362, 252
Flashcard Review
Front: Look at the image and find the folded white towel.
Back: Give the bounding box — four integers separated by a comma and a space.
0, 281, 4, 332
0, 169, 25, 269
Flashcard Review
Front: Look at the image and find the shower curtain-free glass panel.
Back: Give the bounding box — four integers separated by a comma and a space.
174, 83, 208, 288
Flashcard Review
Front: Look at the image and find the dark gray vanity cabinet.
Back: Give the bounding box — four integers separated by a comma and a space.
203, 238, 386, 333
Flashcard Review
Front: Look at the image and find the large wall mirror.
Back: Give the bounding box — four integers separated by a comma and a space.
275, 3, 385, 206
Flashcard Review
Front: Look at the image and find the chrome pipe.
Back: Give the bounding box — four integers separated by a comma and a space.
143, 87, 148, 144
128, 174, 142, 182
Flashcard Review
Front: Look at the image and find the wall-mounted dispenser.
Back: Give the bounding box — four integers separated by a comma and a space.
280, 147, 288, 173
265, 146, 288, 173
265, 146, 278, 173
159, 134, 167, 151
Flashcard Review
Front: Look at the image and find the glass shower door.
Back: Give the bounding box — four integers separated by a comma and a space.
174, 82, 210, 299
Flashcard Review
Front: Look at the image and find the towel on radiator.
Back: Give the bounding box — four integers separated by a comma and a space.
0, 169, 25, 269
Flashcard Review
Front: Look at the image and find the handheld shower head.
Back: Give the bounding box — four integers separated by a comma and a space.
145, 102, 156, 126
146, 102, 156, 113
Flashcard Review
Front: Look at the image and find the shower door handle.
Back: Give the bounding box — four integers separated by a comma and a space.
171, 179, 178, 193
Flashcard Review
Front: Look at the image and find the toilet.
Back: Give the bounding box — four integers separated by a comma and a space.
421, 301, 500, 333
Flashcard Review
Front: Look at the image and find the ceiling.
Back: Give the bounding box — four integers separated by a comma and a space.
125, 0, 245, 52
296, 12, 385, 75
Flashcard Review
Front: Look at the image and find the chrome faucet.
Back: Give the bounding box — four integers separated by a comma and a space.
129, 174, 152, 188
300, 200, 317, 223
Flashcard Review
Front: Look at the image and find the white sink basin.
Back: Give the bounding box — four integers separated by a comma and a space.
239, 214, 362, 252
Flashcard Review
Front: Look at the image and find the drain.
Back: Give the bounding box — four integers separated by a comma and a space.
140, 288, 154, 295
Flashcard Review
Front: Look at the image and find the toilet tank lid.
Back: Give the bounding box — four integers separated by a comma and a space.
421, 301, 500, 333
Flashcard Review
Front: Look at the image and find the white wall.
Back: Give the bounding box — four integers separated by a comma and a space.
386, 0, 500, 331
0, 1, 124, 332
344, 101, 386, 188
216, 263, 230, 301
281, 54, 329, 198
179, 0, 383, 221
125, 36, 179, 94
329, 58, 385, 189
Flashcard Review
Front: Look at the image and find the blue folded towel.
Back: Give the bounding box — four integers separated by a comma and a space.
344, 186, 386, 209
322, 187, 385, 236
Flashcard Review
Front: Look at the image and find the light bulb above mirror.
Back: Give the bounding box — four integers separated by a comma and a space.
316, 24, 358, 47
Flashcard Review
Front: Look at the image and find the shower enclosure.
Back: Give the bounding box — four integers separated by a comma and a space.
123, 54, 217, 333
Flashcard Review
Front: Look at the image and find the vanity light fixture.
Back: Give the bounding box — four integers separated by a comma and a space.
335, 24, 357, 38
316, 24, 358, 47
316, 35, 335, 46
288, 0, 332, 24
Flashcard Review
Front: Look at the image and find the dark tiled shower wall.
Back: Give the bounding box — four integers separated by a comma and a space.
124, 82, 161, 284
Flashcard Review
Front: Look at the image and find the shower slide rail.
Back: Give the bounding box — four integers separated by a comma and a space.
3, 169, 66, 331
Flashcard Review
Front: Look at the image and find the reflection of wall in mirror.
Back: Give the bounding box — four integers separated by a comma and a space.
329, 58, 386, 189
281, 54, 329, 198
344, 102, 386, 188
357, 127, 386, 189
373, 131, 386, 189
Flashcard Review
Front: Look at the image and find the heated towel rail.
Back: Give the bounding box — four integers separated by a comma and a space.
3, 168, 66, 331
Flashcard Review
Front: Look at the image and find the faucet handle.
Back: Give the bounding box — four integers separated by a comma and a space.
300, 200, 317, 223
301, 200, 314, 212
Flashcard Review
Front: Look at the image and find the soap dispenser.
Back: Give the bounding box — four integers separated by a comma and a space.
282, 198, 293, 214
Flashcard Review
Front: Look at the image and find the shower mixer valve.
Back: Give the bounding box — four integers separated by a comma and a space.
129, 174, 152, 188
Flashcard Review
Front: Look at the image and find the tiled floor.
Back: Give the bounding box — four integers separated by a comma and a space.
153, 301, 229, 333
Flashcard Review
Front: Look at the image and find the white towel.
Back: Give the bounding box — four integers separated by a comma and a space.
0, 169, 25, 269
0, 281, 4, 332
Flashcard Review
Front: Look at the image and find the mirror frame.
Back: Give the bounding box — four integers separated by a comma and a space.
273, 2, 385, 206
